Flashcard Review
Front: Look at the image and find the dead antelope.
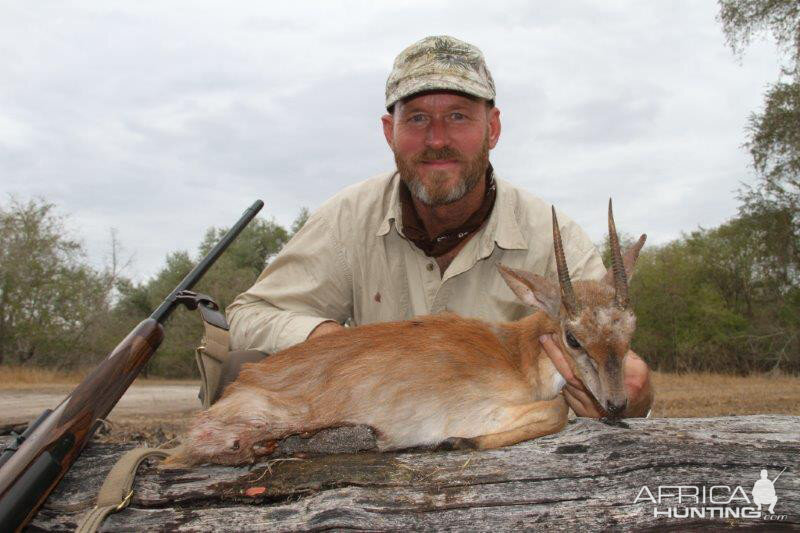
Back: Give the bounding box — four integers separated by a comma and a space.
168, 200, 646, 466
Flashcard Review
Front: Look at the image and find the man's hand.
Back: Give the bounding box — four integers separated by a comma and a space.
307, 320, 345, 340
539, 334, 653, 418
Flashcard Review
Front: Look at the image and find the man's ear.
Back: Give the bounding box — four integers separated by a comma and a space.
487, 106, 501, 149
497, 264, 560, 317
381, 113, 394, 147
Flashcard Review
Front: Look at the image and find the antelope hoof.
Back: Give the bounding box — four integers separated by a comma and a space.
436, 437, 478, 451
253, 440, 278, 456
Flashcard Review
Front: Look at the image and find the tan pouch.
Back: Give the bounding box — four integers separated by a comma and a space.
174, 291, 231, 409
195, 316, 230, 409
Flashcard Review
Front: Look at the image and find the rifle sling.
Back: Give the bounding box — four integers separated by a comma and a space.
75, 447, 173, 533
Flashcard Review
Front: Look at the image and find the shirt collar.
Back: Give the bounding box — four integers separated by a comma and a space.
478, 171, 528, 254
376, 168, 528, 253
376, 171, 402, 237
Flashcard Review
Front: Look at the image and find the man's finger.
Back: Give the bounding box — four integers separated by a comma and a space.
564, 384, 605, 418
563, 389, 585, 415
538, 334, 581, 387
564, 388, 601, 418
564, 384, 594, 409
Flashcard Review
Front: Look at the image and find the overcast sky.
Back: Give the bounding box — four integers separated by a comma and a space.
1, 1, 781, 283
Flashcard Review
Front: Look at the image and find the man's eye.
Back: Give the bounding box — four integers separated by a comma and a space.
565, 331, 581, 349
409, 114, 427, 124
450, 112, 465, 121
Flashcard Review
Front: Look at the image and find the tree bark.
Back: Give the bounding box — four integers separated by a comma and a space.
3, 415, 798, 531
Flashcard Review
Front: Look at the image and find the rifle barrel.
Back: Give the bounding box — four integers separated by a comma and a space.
150, 199, 264, 324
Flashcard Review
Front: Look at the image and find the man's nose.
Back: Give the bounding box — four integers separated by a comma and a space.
425, 119, 449, 150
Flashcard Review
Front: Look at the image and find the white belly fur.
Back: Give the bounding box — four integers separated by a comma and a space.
552, 371, 566, 394
540, 356, 567, 398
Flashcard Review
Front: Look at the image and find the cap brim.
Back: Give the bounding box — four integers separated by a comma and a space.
386, 75, 495, 109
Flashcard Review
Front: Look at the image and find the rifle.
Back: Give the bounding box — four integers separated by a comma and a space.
0, 199, 264, 531
772, 467, 787, 484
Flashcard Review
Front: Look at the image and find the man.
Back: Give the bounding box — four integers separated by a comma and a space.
752, 469, 779, 514
221, 35, 653, 418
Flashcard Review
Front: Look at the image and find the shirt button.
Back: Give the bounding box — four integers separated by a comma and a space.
426, 263, 434, 271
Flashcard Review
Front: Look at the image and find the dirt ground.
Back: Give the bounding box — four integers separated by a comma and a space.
0, 372, 798, 445
0, 379, 202, 446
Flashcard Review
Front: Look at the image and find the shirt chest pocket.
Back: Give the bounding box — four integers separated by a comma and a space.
352, 251, 412, 325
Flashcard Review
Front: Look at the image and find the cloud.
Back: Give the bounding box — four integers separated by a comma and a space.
547, 93, 661, 145
0, 1, 781, 282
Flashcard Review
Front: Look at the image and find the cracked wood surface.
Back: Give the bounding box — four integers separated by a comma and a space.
3, 415, 798, 531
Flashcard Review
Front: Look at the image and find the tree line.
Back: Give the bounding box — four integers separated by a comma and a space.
0, 197, 308, 377
0, 192, 797, 376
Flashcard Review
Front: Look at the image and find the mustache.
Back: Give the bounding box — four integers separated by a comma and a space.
413, 147, 464, 163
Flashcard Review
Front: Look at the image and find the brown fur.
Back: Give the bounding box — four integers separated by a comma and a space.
168, 312, 573, 466
166, 230, 646, 467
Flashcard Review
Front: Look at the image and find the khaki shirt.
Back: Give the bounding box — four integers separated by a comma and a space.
227, 171, 606, 354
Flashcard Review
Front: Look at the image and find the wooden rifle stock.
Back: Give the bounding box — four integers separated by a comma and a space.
0, 200, 263, 531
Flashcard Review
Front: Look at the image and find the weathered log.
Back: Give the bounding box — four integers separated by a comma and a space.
3, 415, 798, 531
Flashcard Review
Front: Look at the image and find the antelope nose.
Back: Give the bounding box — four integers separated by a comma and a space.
606, 401, 627, 418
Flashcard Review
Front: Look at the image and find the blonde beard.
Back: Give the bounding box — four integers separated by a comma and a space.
395, 136, 490, 207
407, 171, 472, 205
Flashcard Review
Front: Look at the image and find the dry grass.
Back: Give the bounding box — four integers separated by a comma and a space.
0, 365, 197, 390
651, 371, 800, 418
0, 365, 87, 387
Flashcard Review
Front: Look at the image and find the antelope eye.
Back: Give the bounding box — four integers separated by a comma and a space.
565, 331, 581, 349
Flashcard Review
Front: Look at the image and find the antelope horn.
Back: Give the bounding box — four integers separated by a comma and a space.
551, 206, 579, 317
608, 198, 629, 309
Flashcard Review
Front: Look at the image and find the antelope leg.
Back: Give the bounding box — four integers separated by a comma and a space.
468, 396, 568, 450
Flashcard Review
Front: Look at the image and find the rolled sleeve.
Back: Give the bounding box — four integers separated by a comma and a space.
226, 209, 353, 353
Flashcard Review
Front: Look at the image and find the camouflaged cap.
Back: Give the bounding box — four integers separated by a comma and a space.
385, 35, 496, 110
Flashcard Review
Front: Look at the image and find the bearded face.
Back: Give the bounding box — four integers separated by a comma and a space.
383, 91, 497, 208
394, 133, 490, 206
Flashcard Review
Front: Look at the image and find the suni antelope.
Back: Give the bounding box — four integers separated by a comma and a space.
168, 200, 646, 466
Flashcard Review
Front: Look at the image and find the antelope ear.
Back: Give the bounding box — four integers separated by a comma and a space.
603, 234, 647, 284
497, 264, 561, 317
